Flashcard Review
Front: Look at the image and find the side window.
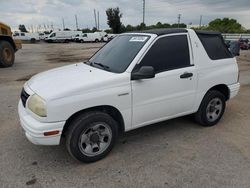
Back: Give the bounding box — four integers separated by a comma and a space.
21, 33, 25, 36
137, 35, 190, 73
197, 33, 232, 60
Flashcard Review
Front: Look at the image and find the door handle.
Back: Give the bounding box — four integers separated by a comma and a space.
180, 72, 193, 79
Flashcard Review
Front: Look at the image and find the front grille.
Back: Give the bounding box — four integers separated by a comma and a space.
20, 88, 30, 107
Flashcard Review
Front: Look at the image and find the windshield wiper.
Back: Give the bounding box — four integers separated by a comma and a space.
92, 62, 110, 70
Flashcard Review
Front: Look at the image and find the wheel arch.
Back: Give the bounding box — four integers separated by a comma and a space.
207, 84, 230, 101
62, 105, 125, 136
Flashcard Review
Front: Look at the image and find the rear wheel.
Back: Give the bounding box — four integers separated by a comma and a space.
195, 90, 226, 126
0, 40, 15, 68
66, 111, 118, 163
30, 38, 36, 43
95, 39, 99, 43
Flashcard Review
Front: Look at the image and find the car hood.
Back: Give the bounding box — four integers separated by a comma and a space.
27, 63, 118, 100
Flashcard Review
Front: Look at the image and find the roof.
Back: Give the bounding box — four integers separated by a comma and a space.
195, 30, 221, 35
129, 28, 188, 36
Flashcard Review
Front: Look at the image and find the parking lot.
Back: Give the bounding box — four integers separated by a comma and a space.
0, 42, 250, 187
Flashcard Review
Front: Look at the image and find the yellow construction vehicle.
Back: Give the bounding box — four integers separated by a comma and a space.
0, 22, 22, 67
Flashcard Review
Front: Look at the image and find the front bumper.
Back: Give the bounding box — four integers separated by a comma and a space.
18, 101, 65, 145
228, 82, 240, 99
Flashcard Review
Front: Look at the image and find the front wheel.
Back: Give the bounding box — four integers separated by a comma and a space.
0, 41, 15, 68
195, 90, 226, 126
66, 111, 118, 163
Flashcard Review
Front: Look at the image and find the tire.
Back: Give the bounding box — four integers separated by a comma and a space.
66, 111, 119, 163
95, 39, 99, 43
80, 39, 84, 43
195, 90, 226, 126
30, 38, 36, 43
0, 40, 15, 68
64, 39, 69, 43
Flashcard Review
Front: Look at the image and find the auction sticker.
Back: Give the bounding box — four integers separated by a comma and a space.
129, 36, 148, 42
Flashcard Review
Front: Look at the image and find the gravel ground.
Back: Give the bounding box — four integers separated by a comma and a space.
0, 43, 249, 188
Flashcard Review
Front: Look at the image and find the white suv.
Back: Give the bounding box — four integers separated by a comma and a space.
18, 29, 240, 162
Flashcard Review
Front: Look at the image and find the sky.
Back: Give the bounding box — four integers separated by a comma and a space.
1, 0, 250, 32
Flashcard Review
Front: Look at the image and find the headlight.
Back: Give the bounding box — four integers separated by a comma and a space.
27, 94, 47, 117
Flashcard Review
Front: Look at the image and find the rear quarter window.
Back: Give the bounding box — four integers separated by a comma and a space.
197, 33, 233, 60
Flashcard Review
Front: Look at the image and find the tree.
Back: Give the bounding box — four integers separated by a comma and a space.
136, 23, 146, 30
106, 7, 122, 33
171, 23, 187, 28
92, 27, 97, 32
207, 18, 243, 33
18, 24, 28, 32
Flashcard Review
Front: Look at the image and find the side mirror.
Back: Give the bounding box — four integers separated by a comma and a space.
131, 66, 155, 80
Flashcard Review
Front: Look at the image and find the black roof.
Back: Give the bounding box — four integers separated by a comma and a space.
195, 30, 221, 35
129, 28, 187, 36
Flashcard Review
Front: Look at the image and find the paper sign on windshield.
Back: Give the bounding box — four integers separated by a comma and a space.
129, 36, 148, 42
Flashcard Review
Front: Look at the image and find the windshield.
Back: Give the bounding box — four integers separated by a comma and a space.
88, 35, 150, 73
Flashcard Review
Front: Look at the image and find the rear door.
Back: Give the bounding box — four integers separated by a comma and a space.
131, 33, 197, 128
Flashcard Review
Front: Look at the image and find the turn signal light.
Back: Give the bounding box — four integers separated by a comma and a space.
44, 130, 60, 136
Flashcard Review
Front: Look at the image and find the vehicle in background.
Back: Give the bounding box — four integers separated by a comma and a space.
94, 31, 107, 41
95, 33, 116, 42
103, 34, 109, 42
224, 40, 231, 48
107, 34, 117, 41
45, 31, 80, 43
75, 33, 102, 43
13, 31, 39, 43
239, 39, 249, 50
0, 22, 22, 67
38, 33, 50, 40
71, 32, 83, 42
229, 40, 240, 56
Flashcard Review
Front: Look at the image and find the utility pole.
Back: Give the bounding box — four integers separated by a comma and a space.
94, 9, 97, 29
51, 22, 54, 30
97, 11, 100, 30
143, 0, 145, 24
62, 17, 65, 30
75, 15, 79, 30
199, 15, 203, 28
177, 14, 181, 28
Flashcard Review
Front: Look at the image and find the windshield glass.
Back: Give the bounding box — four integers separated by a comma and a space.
89, 35, 150, 73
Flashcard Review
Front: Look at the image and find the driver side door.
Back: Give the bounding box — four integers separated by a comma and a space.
131, 34, 197, 128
